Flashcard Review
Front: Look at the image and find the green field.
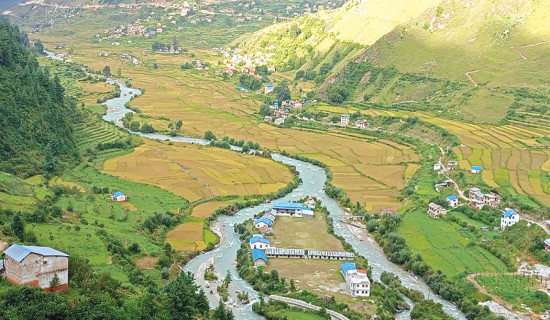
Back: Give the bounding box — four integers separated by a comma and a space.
398, 210, 508, 276
281, 310, 329, 320
475, 275, 550, 313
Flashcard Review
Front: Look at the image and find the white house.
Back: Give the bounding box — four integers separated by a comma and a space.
355, 120, 369, 129
340, 114, 350, 126
544, 239, 550, 252
446, 195, 459, 208
264, 84, 274, 94
274, 118, 284, 125
428, 202, 447, 218
501, 208, 520, 230
2, 244, 69, 291
111, 191, 127, 202
254, 217, 273, 229
249, 236, 271, 250
433, 163, 442, 171
341, 262, 370, 297
471, 166, 482, 174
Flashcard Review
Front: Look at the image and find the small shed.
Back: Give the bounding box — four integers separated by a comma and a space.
111, 191, 127, 202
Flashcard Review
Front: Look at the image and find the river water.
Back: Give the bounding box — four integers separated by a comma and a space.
97, 80, 467, 320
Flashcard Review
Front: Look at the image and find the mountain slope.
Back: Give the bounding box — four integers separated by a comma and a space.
0, 20, 78, 176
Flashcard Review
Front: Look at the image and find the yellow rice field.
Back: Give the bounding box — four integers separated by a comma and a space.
103, 140, 293, 203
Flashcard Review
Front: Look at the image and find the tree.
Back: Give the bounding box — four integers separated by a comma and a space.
50, 273, 60, 290
259, 104, 270, 116
33, 39, 45, 55
176, 120, 183, 130
130, 121, 140, 132
328, 86, 348, 103
213, 302, 235, 320
164, 272, 207, 320
11, 214, 25, 240
204, 130, 217, 141
102, 66, 111, 77
274, 81, 291, 102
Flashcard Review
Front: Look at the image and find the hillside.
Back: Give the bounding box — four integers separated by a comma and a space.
239, 0, 550, 123
0, 20, 78, 176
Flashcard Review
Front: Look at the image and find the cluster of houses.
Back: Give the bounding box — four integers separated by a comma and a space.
249, 200, 367, 296
341, 262, 371, 297
264, 99, 315, 125
468, 187, 501, 210
119, 52, 139, 65
0, 244, 69, 292
339, 114, 370, 129
219, 47, 276, 77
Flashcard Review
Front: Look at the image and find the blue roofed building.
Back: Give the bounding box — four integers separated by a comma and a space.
341, 114, 351, 126
249, 237, 271, 250
272, 201, 314, 218
252, 248, 268, 267
471, 166, 483, 174
2, 244, 69, 291
501, 208, 520, 230
446, 195, 459, 208
341, 262, 370, 297
111, 191, 127, 202
254, 217, 273, 229
265, 84, 274, 94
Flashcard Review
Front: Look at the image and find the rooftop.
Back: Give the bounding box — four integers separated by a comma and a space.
250, 237, 271, 245
3, 244, 69, 263
251, 248, 267, 262
447, 195, 458, 200
341, 261, 356, 275
273, 201, 304, 210
113, 191, 125, 197
254, 217, 273, 227
471, 166, 483, 170
502, 208, 518, 218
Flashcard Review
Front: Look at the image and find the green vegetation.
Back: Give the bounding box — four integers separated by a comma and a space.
475, 275, 550, 313
0, 20, 78, 176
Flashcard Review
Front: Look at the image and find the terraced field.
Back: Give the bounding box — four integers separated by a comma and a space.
74, 117, 131, 152
416, 113, 550, 207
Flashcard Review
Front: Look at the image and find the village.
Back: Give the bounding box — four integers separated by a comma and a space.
247, 198, 371, 298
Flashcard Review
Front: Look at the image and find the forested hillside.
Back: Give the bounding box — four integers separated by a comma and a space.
0, 20, 78, 176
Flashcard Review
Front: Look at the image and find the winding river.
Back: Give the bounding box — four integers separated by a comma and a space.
98, 80, 467, 320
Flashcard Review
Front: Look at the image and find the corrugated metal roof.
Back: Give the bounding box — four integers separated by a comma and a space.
447, 195, 458, 200
113, 191, 125, 198
251, 248, 267, 262
502, 209, 518, 218
254, 217, 273, 226
3, 244, 69, 263
250, 237, 271, 245
341, 262, 356, 275
273, 201, 304, 210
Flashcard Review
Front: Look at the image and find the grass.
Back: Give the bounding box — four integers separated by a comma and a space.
280, 310, 329, 320
270, 214, 344, 251
475, 275, 550, 313
398, 210, 508, 277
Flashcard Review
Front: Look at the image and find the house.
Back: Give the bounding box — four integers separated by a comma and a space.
544, 239, 550, 252
2, 244, 69, 291
355, 120, 369, 129
428, 202, 447, 218
111, 191, 127, 202
252, 248, 267, 267
381, 209, 397, 215
341, 262, 370, 297
471, 166, 482, 174
272, 201, 313, 218
265, 248, 306, 258
501, 208, 520, 230
340, 114, 350, 126
484, 191, 502, 207
307, 250, 354, 260
249, 237, 271, 250
447, 160, 458, 169
263, 116, 272, 122
446, 195, 459, 208
274, 118, 284, 125
291, 101, 303, 109
433, 163, 442, 171
264, 84, 274, 94
254, 217, 273, 229
258, 225, 271, 234
469, 187, 484, 202
470, 199, 485, 210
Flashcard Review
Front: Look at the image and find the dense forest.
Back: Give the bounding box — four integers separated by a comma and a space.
0, 20, 78, 176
